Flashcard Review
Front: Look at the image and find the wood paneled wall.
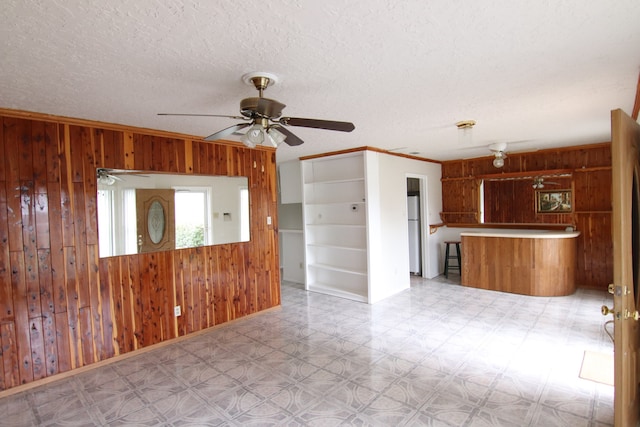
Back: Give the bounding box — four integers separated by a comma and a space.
0, 111, 281, 391
441, 143, 612, 290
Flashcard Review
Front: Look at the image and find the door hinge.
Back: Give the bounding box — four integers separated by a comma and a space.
608, 283, 628, 296
624, 309, 640, 321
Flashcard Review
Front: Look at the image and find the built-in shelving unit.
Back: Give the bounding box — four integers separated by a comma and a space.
302, 151, 369, 302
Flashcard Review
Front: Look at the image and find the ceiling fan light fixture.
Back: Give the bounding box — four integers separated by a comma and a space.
241, 124, 264, 147
266, 127, 286, 147
240, 137, 256, 148
97, 169, 116, 186
532, 177, 545, 189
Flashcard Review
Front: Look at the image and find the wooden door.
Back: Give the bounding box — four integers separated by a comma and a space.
136, 189, 175, 253
611, 108, 640, 426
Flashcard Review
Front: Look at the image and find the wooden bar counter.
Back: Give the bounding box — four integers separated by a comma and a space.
460, 230, 581, 296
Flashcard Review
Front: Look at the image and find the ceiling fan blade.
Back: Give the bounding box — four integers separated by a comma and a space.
279, 117, 355, 132
273, 125, 304, 146
256, 98, 286, 118
204, 123, 251, 141
158, 113, 248, 121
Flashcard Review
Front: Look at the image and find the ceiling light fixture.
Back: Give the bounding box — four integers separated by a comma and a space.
493, 151, 506, 168
456, 120, 476, 130
456, 120, 476, 145
240, 118, 287, 149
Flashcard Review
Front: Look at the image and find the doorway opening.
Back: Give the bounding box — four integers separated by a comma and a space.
406, 176, 429, 277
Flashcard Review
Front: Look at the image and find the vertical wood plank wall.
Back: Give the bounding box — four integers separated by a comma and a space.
441, 143, 612, 290
0, 112, 281, 391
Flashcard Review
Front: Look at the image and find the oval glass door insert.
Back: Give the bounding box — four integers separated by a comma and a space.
147, 200, 166, 244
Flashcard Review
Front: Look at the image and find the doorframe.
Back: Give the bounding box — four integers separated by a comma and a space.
406, 173, 430, 278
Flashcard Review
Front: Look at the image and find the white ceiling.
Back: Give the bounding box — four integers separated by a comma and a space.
2, 1, 639, 163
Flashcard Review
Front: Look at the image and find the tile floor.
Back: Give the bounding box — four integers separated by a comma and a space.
0, 275, 614, 426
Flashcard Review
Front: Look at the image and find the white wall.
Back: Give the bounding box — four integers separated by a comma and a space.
279, 231, 305, 283
277, 163, 305, 284
367, 151, 442, 302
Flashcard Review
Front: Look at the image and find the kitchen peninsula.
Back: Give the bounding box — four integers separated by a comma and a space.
460, 230, 581, 296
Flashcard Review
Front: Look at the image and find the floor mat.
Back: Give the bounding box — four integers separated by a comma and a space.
579, 350, 614, 386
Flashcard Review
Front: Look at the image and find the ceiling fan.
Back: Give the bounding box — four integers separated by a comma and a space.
158, 72, 355, 148
97, 168, 123, 186
532, 176, 561, 189
97, 168, 149, 186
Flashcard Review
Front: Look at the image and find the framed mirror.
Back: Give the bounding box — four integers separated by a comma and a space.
479, 170, 573, 224
97, 168, 250, 257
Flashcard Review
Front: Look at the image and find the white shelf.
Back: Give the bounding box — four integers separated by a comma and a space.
307, 282, 368, 303
307, 243, 365, 251
305, 223, 366, 228
302, 151, 369, 303
304, 177, 364, 185
305, 201, 366, 206
308, 263, 367, 276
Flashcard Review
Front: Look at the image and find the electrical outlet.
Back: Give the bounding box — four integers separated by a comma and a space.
174, 305, 181, 317
267, 216, 272, 225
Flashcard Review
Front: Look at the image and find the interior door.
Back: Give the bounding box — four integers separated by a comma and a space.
611, 108, 640, 426
136, 189, 175, 253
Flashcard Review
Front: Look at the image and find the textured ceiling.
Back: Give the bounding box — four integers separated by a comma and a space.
1, 1, 639, 163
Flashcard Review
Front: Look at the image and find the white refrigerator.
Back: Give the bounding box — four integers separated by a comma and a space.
407, 195, 421, 274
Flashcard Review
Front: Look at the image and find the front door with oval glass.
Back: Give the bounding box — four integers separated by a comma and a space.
136, 189, 175, 253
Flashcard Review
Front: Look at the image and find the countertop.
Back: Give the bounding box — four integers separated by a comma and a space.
460, 230, 581, 239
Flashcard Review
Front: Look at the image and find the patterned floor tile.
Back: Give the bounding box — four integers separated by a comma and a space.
267, 383, 322, 415
360, 394, 417, 425
105, 406, 166, 426
149, 388, 209, 422
92, 390, 149, 423
81, 376, 135, 404
0, 278, 614, 426
33, 390, 89, 420
325, 380, 378, 411
0, 410, 38, 427
480, 388, 537, 424
418, 391, 476, 426
207, 386, 265, 419
295, 398, 356, 426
